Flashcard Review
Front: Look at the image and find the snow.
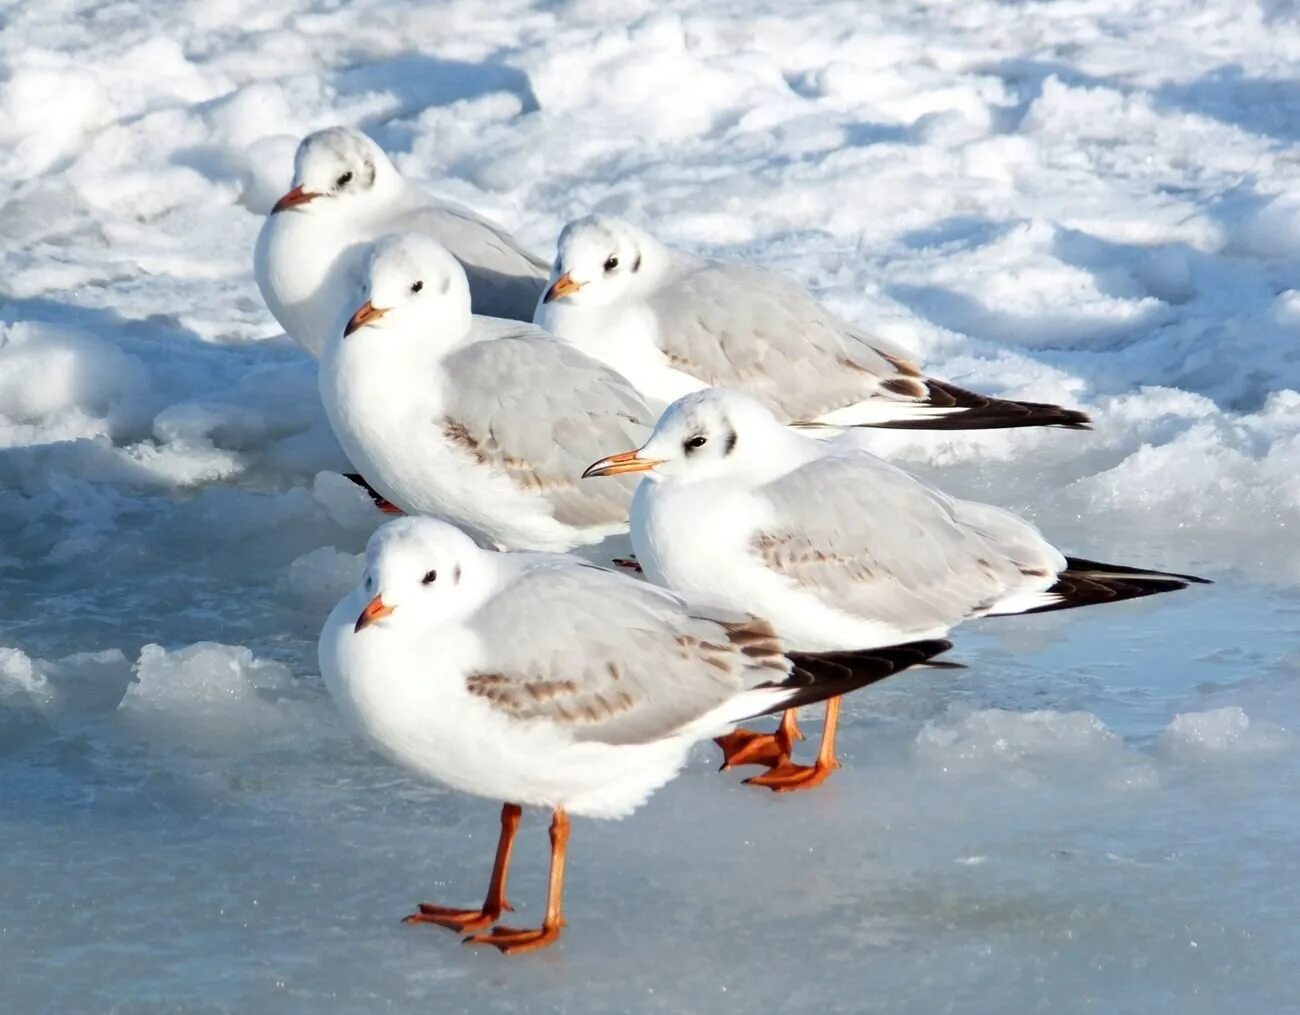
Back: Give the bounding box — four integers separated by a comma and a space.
2, 0, 1298, 1009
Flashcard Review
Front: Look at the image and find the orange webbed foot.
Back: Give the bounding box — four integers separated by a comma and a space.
403, 901, 511, 933
464, 922, 563, 954
715, 717, 804, 770
744, 759, 838, 793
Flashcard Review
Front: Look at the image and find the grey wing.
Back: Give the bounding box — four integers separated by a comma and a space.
404, 201, 549, 321
754, 455, 1052, 634
442, 330, 656, 527
650, 261, 923, 421
464, 559, 791, 745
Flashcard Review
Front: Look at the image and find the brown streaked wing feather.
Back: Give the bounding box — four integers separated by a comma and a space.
752, 454, 1060, 637
441, 328, 656, 528
463, 558, 795, 745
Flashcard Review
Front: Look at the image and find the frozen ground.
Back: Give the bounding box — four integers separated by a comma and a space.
2, 0, 1299, 1010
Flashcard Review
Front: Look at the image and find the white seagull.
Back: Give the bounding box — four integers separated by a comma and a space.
319, 515, 951, 953
583, 388, 1208, 791
319, 232, 655, 552
535, 215, 1090, 431
255, 126, 548, 358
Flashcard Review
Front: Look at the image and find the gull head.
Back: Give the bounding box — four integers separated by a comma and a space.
343, 233, 473, 340
353, 517, 488, 633
583, 388, 791, 485
271, 127, 396, 215
543, 215, 658, 309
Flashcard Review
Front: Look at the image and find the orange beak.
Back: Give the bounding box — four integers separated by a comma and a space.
354, 595, 395, 633
344, 300, 388, 336
581, 450, 663, 478
271, 184, 319, 214
543, 273, 583, 303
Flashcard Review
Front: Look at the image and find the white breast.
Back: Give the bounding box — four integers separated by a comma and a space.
255, 211, 372, 358
318, 597, 691, 819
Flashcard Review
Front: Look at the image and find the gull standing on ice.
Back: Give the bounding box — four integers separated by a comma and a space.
319, 232, 655, 552
255, 126, 548, 358
584, 388, 1208, 790
319, 515, 951, 953
536, 216, 1090, 430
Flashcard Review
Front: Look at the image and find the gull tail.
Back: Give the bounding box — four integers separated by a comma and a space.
864, 378, 1092, 431
744, 639, 956, 722
997, 557, 1211, 616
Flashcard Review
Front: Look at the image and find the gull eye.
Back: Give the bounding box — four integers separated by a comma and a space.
684, 435, 708, 451
603, 256, 619, 272
421, 569, 437, 585
336, 171, 354, 188
410, 280, 424, 294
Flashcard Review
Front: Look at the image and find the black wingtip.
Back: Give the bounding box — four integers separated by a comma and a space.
1024, 557, 1212, 615
866, 379, 1093, 432
1062, 556, 1213, 586
765, 638, 955, 716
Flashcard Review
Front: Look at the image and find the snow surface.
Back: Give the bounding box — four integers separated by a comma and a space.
2, 0, 1299, 1009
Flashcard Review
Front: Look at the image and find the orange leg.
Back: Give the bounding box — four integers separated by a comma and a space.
715, 708, 804, 770
746, 696, 842, 792
466, 808, 569, 954
404, 802, 521, 933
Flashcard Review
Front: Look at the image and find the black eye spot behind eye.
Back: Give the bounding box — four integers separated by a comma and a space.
336, 171, 354, 188
684, 435, 707, 453
410, 280, 424, 294
422, 570, 437, 584
603, 256, 619, 272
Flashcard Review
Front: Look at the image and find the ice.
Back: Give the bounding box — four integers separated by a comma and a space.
3, 0, 1300, 1009
915, 707, 1160, 791
1160, 706, 1293, 758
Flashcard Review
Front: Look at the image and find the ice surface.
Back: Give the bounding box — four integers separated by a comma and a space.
2, 0, 1299, 1010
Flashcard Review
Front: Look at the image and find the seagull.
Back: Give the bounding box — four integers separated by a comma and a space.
535, 215, 1090, 431
319, 232, 656, 552
319, 515, 952, 953
255, 126, 548, 358
583, 388, 1209, 791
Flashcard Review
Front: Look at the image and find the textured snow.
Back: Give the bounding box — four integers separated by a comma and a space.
2, 0, 1299, 1010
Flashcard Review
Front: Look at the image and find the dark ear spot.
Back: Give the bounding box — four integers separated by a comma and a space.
724, 429, 738, 455
632, 252, 642, 273
439, 274, 450, 294
361, 159, 377, 187
453, 564, 462, 584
